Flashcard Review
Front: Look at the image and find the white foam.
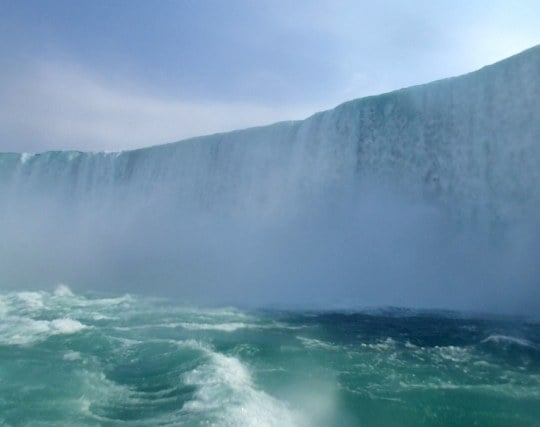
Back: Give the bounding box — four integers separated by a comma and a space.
177, 322, 253, 332
16, 292, 44, 310
54, 284, 74, 297
297, 336, 340, 351
50, 318, 86, 334
91, 313, 116, 321
360, 337, 396, 351
182, 344, 300, 426
473, 360, 496, 368
167, 320, 301, 333
90, 295, 133, 306
481, 334, 537, 349
270, 322, 308, 330
0, 316, 87, 346
433, 345, 471, 363
63, 351, 81, 361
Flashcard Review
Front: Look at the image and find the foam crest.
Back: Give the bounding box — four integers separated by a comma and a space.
0, 316, 87, 346
182, 346, 300, 426
63, 351, 81, 361
297, 336, 340, 351
432, 345, 472, 363
16, 292, 45, 310
481, 334, 537, 349
54, 284, 74, 297
360, 337, 397, 351
177, 322, 253, 332
50, 318, 86, 334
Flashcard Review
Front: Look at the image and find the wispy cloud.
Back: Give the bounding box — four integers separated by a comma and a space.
0, 61, 315, 153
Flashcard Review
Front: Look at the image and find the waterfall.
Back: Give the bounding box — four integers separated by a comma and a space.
1, 46, 539, 312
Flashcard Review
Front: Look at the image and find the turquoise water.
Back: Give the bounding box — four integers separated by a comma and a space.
0, 286, 539, 426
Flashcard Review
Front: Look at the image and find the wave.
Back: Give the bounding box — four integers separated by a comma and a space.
359, 337, 397, 351
398, 381, 540, 399
0, 316, 87, 346
297, 336, 341, 351
181, 342, 300, 426
481, 334, 538, 349
176, 322, 255, 332
54, 283, 74, 297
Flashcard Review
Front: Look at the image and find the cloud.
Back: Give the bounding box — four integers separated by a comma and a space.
0, 61, 315, 153
1, 1, 539, 152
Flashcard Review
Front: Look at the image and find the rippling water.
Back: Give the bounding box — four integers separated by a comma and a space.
0, 286, 539, 426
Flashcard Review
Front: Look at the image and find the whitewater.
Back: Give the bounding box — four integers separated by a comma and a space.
0, 286, 538, 426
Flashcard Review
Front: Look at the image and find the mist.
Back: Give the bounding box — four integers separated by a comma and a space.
1, 170, 538, 315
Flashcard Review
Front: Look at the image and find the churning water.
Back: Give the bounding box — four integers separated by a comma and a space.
1, 286, 539, 426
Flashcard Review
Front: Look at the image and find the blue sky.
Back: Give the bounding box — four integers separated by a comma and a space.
1, 0, 539, 152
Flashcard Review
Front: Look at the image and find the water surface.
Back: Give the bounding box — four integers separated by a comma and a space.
1, 287, 539, 426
